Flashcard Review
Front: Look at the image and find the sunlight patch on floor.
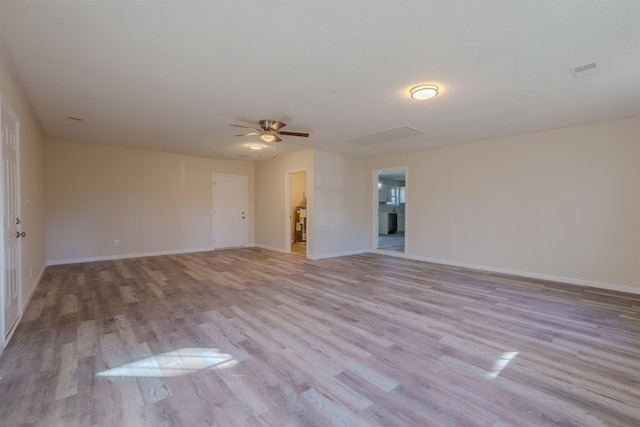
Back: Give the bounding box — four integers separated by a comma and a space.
96, 347, 238, 378
487, 351, 518, 379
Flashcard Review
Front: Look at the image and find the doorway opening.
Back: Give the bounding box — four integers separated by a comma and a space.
286, 170, 307, 257
375, 168, 406, 253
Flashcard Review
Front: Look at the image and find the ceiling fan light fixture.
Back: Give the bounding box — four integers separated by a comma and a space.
410, 84, 439, 100
260, 134, 276, 143
248, 143, 263, 150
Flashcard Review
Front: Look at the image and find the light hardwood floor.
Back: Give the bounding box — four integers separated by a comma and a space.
1, 248, 639, 426
378, 233, 405, 252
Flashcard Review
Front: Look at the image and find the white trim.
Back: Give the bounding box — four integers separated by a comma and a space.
370, 250, 640, 296
254, 244, 287, 253
308, 249, 366, 260
43, 242, 639, 294
372, 170, 379, 250
0, 96, 4, 350
2, 315, 19, 349
46, 246, 215, 266
0, 96, 22, 348
1, 264, 46, 351
23, 264, 45, 311
371, 248, 412, 258
284, 171, 291, 254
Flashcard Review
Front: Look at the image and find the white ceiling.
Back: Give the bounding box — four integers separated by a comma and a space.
1, 1, 638, 161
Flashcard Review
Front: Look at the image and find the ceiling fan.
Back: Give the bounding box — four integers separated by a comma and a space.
230, 119, 310, 143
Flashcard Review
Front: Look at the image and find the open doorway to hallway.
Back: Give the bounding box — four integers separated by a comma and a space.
376, 169, 406, 253
287, 170, 307, 257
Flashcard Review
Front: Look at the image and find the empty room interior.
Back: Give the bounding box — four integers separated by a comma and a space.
0, 1, 639, 426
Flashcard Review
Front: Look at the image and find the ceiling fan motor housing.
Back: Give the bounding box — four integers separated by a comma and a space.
260, 119, 285, 131
230, 120, 309, 142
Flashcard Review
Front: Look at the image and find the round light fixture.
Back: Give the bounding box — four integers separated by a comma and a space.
248, 143, 263, 150
410, 84, 439, 100
260, 134, 276, 143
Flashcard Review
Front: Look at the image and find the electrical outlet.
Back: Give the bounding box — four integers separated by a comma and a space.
115, 239, 120, 246
469, 245, 476, 255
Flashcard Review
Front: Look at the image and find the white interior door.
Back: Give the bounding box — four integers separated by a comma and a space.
2, 100, 21, 340
213, 174, 247, 249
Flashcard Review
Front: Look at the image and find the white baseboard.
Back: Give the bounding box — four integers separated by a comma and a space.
2, 318, 18, 350
254, 245, 367, 260
46, 246, 216, 266
369, 249, 640, 296
1, 263, 47, 352
22, 264, 45, 311
45, 245, 639, 296
308, 249, 367, 260
254, 244, 286, 253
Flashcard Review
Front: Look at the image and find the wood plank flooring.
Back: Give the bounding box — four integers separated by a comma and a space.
1, 248, 639, 426
378, 232, 405, 252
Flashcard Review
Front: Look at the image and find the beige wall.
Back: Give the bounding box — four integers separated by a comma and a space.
255, 149, 369, 258
0, 45, 46, 314
313, 150, 369, 258
367, 153, 409, 173
370, 116, 640, 292
255, 149, 314, 254
45, 139, 255, 263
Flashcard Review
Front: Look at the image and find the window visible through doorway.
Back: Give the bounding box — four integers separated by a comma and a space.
388, 187, 398, 205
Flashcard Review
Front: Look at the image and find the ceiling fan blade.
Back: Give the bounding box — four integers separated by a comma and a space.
260, 119, 286, 131
229, 123, 260, 131
234, 132, 259, 137
270, 121, 287, 131
278, 131, 309, 138
274, 135, 282, 143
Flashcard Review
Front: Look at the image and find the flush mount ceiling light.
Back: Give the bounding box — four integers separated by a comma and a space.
260, 133, 276, 143
410, 84, 439, 100
248, 143, 263, 150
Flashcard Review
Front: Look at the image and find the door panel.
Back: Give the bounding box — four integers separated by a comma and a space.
213, 175, 247, 249
2, 101, 20, 339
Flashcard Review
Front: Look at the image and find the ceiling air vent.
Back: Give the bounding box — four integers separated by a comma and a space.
345, 126, 425, 146
570, 62, 599, 78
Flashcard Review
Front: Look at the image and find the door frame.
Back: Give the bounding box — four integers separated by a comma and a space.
285, 169, 308, 256
212, 174, 247, 249
0, 95, 22, 349
373, 167, 407, 253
